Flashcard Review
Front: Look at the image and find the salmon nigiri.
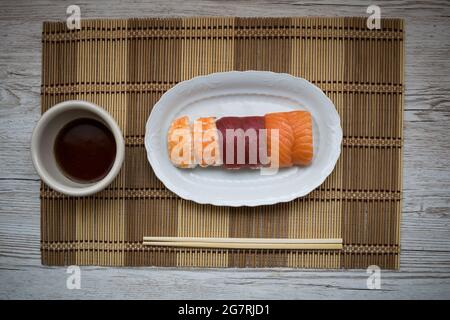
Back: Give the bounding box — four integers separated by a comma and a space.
265, 112, 294, 168
265, 110, 313, 168
287, 111, 313, 166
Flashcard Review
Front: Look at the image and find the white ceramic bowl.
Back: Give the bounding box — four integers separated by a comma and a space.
31, 100, 125, 196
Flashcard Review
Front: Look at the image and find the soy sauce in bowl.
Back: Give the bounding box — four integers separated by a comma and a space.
54, 118, 117, 183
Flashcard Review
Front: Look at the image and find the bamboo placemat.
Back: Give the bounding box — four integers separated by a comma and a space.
40, 17, 404, 269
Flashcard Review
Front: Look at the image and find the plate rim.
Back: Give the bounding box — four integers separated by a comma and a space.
145, 70, 342, 206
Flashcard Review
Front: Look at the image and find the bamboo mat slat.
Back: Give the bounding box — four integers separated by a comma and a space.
40, 17, 404, 269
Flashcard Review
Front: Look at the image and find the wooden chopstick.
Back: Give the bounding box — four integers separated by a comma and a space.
142, 237, 343, 250
143, 236, 342, 244
143, 242, 342, 250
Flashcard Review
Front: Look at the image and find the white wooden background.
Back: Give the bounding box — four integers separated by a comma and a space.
1, 0, 449, 299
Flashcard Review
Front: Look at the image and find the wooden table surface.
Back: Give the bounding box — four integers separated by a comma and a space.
1, 0, 449, 299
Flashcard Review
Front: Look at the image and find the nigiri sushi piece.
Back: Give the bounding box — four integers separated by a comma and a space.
193, 117, 221, 167
216, 116, 266, 169
167, 116, 196, 168
264, 112, 294, 168
287, 111, 313, 166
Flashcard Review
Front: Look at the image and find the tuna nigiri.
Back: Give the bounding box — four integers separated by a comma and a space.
216, 116, 266, 169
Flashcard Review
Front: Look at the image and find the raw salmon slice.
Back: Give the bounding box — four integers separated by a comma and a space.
264, 112, 294, 168
287, 111, 313, 166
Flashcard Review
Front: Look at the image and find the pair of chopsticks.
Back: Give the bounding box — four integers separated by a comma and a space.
143, 237, 343, 250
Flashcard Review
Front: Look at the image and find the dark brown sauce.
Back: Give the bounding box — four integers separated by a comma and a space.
54, 118, 116, 183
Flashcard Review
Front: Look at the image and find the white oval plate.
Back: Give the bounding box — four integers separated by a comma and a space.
145, 71, 342, 207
